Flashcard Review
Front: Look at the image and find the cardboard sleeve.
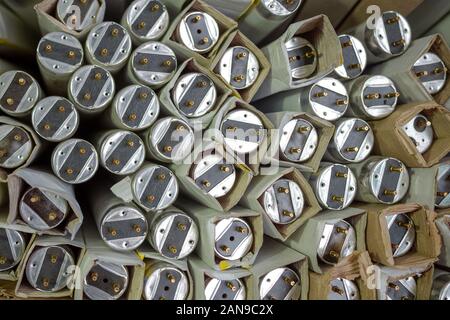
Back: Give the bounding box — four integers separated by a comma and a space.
353, 203, 441, 267
158, 58, 232, 129
369, 102, 450, 168
253, 15, 341, 101
14, 233, 85, 299
175, 198, 263, 271
7, 167, 84, 239
188, 254, 253, 299
239, 166, 321, 241
264, 112, 335, 173
169, 140, 253, 212
136, 243, 194, 300
162, 0, 238, 68
284, 207, 367, 274
248, 237, 309, 300
34, 0, 106, 39
368, 34, 450, 105
205, 96, 274, 175
208, 30, 271, 102
402, 165, 440, 210
436, 212, 450, 268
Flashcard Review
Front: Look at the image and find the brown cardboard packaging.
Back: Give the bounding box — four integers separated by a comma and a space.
309, 251, 375, 300
209, 30, 271, 102
402, 166, 440, 210
239, 166, 321, 241
162, 0, 238, 68
369, 34, 450, 105
353, 203, 441, 267
369, 102, 450, 168
248, 237, 309, 300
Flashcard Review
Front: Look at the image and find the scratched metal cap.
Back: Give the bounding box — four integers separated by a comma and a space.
132, 164, 178, 211
204, 277, 246, 300
56, 0, 101, 32
259, 267, 301, 300
328, 278, 360, 300
402, 114, 434, 154
435, 161, 450, 209
51, 138, 99, 184
143, 262, 189, 300
285, 37, 317, 80
317, 219, 356, 265
176, 11, 219, 53
0, 70, 42, 116
129, 41, 177, 87
36, 32, 84, 76
32, 96, 79, 142
19, 187, 70, 231
172, 72, 217, 118
68, 65, 115, 113
386, 213, 415, 258
214, 217, 253, 261
360, 75, 399, 119
123, 0, 170, 44
218, 46, 259, 90
85, 22, 132, 72
0, 124, 33, 169
0, 228, 26, 272
99, 130, 145, 175
149, 211, 198, 260
25, 245, 75, 292
100, 205, 148, 251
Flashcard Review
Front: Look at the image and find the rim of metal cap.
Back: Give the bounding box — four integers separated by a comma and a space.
279, 118, 318, 163
130, 41, 177, 87
113, 84, 160, 131
0, 228, 26, 272
332, 118, 374, 163
285, 36, 317, 80
149, 117, 194, 162
143, 264, 189, 300
309, 77, 349, 121
373, 11, 411, 56
317, 219, 356, 265
177, 11, 219, 53
69, 65, 115, 112
25, 245, 75, 293
0, 124, 33, 169
100, 130, 145, 175
101, 205, 148, 251
335, 34, 367, 79
328, 278, 360, 300
259, 267, 301, 300
204, 277, 246, 300
361, 75, 398, 119
172, 72, 217, 118
132, 164, 178, 211
151, 211, 198, 259
0, 70, 41, 115
386, 213, 416, 258
402, 114, 434, 154
36, 32, 84, 75
218, 46, 260, 90
19, 187, 70, 231
124, 0, 170, 43
51, 138, 99, 184
83, 260, 129, 300
262, 178, 304, 225
214, 217, 253, 261
56, 0, 101, 31
315, 164, 357, 210
261, 0, 302, 17
369, 157, 409, 204
413, 52, 447, 95
32, 96, 79, 142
